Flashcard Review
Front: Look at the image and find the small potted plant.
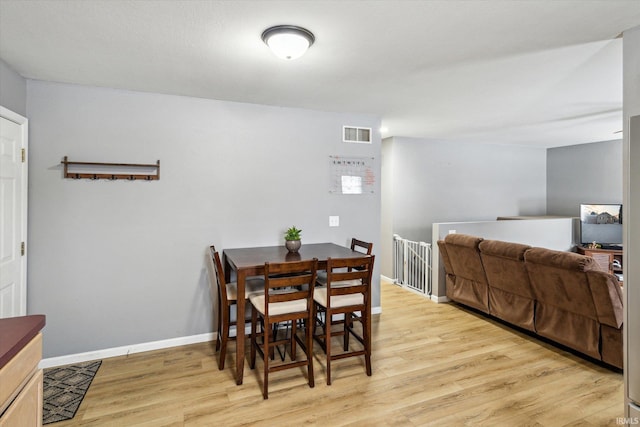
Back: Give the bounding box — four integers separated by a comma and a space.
284, 226, 302, 253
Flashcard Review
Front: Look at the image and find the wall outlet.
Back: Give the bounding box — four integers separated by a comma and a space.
448, 230, 456, 234
329, 216, 340, 227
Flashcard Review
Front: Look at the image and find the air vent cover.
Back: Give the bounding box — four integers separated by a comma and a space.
343, 126, 372, 144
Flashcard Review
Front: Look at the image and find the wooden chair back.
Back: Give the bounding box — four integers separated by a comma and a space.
209, 246, 229, 307
262, 259, 318, 321
351, 238, 373, 255
325, 255, 374, 302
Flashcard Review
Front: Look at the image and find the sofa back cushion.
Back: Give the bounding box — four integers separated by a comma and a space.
437, 240, 455, 275
437, 240, 457, 301
479, 240, 533, 298
524, 247, 600, 359
479, 239, 535, 331
443, 234, 489, 312
524, 248, 598, 318
587, 270, 623, 328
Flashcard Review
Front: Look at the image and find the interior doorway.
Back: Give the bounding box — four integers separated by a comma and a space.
0, 106, 28, 318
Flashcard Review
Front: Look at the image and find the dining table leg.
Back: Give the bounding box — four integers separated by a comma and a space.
235, 269, 246, 385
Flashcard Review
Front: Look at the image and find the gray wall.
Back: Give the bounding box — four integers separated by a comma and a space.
0, 58, 26, 116
547, 139, 623, 216
26, 80, 381, 358
380, 137, 394, 277
380, 136, 546, 276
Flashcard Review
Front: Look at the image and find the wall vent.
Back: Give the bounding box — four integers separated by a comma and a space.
343, 126, 372, 144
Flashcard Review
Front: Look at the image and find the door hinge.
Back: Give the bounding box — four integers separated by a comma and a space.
21, 148, 26, 163
21, 242, 25, 256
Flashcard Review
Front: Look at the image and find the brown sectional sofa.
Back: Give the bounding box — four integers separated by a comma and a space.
438, 233, 623, 369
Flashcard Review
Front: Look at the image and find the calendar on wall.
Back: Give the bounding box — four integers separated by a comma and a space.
329, 155, 376, 194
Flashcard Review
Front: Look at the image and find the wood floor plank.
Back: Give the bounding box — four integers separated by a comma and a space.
51, 280, 623, 426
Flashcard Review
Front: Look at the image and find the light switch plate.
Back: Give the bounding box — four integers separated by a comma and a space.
448, 230, 456, 234
329, 216, 340, 227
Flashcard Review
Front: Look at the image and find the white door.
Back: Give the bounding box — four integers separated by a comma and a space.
0, 111, 28, 318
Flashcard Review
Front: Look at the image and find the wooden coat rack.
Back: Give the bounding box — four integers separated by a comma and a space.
61, 156, 160, 181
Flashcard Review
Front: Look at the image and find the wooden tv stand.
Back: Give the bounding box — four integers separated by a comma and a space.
576, 246, 623, 277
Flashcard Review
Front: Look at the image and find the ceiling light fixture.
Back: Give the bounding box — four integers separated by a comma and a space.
262, 25, 315, 60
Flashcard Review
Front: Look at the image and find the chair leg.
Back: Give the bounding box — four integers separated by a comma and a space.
218, 306, 230, 370
325, 309, 332, 385
291, 319, 297, 361
250, 306, 257, 369
364, 309, 372, 377
306, 316, 315, 388
343, 312, 350, 351
215, 299, 222, 352
263, 318, 270, 400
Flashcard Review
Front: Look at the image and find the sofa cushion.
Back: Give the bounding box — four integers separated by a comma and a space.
587, 270, 623, 328
525, 247, 599, 272
525, 247, 598, 319
437, 240, 455, 275
601, 324, 623, 369
437, 240, 457, 301
443, 234, 488, 312
479, 240, 533, 298
535, 303, 601, 360
443, 234, 486, 282
479, 239, 529, 261
479, 239, 535, 331
525, 247, 601, 360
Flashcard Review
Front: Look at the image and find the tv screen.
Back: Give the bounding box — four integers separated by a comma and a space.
580, 204, 623, 248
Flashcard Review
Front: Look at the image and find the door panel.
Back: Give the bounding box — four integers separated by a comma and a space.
0, 116, 25, 318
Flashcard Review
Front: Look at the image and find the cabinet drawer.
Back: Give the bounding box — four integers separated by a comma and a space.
0, 333, 42, 414
0, 369, 43, 427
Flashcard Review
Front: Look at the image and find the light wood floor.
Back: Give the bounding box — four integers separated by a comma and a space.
56, 281, 623, 426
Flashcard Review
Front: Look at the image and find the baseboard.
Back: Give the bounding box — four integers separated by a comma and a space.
39, 332, 215, 369
431, 295, 449, 303
39, 305, 383, 369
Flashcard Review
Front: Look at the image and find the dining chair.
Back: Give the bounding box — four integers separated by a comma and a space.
207, 246, 263, 370
316, 238, 373, 287
249, 258, 318, 399
312, 255, 375, 385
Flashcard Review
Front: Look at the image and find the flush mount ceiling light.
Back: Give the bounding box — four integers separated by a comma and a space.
261, 25, 315, 60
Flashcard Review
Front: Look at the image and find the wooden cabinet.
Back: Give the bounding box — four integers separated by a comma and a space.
576, 246, 623, 277
0, 315, 46, 427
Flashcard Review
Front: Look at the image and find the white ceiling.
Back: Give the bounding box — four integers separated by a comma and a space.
1, 0, 640, 147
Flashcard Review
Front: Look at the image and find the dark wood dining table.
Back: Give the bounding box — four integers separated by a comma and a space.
222, 242, 365, 385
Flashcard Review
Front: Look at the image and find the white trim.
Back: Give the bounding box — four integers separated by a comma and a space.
39, 304, 383, 369
0, 106, 28, 317
39, 332, 215, 369
0, 106, 27, 125
431, 295, 449, 303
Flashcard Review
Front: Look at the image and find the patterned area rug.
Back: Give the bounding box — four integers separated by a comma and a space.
42, 360, 102, 425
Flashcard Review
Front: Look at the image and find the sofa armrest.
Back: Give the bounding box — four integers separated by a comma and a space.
587, 270, 623, 328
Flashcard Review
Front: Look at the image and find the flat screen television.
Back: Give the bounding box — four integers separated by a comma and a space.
580, 203, 623, 248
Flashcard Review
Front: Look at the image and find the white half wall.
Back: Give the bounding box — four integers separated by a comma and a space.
431, 218, 575, 299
